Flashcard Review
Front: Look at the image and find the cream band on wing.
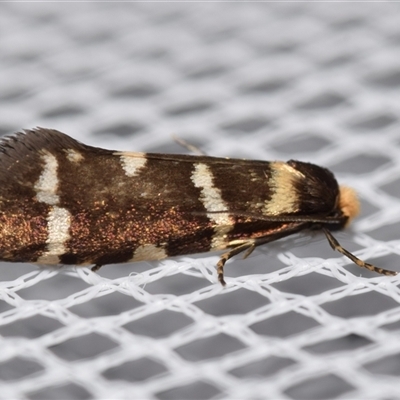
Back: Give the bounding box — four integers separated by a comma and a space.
34, 150, 72, 264
118, 152, 148, 177
263, 162, 302, 216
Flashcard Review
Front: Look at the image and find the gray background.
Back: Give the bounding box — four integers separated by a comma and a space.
1, 3, 400, 399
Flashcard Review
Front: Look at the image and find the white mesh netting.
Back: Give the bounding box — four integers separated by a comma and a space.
1, 3, 400, 399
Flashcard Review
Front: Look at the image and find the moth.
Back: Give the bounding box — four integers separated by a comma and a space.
0, 128, 396, 285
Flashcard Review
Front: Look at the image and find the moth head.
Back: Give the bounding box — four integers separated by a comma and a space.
339, 186, 360, 226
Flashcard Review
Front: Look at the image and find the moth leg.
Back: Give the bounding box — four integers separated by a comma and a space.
323, 228, 398, 276
172, 135, 206, 155
217, 228, 308, 286
217, 242, 254, 286
91, 264, 103, 272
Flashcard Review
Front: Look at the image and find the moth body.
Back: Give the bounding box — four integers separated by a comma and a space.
0, 128, 396, 284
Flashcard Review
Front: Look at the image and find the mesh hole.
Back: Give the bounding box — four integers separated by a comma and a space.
250, 311, 320, 338
175, 333, 247, 361
284, 374, 355, 400
102, 357, 167, 382
49, 333, 119, 361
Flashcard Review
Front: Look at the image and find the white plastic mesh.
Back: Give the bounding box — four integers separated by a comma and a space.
1, 3, 400, 399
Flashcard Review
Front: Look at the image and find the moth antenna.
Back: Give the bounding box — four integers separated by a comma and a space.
323, 229, 398, 276
243, 244, 256, 259
190, 210, 346, 225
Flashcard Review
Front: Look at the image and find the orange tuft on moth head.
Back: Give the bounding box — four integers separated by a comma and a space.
339, 186, 360, 226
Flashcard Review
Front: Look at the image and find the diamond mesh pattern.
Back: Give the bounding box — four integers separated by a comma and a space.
1, 3, 400, 399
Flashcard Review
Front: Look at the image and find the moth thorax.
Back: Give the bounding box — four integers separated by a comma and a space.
339, 186, 360, 226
